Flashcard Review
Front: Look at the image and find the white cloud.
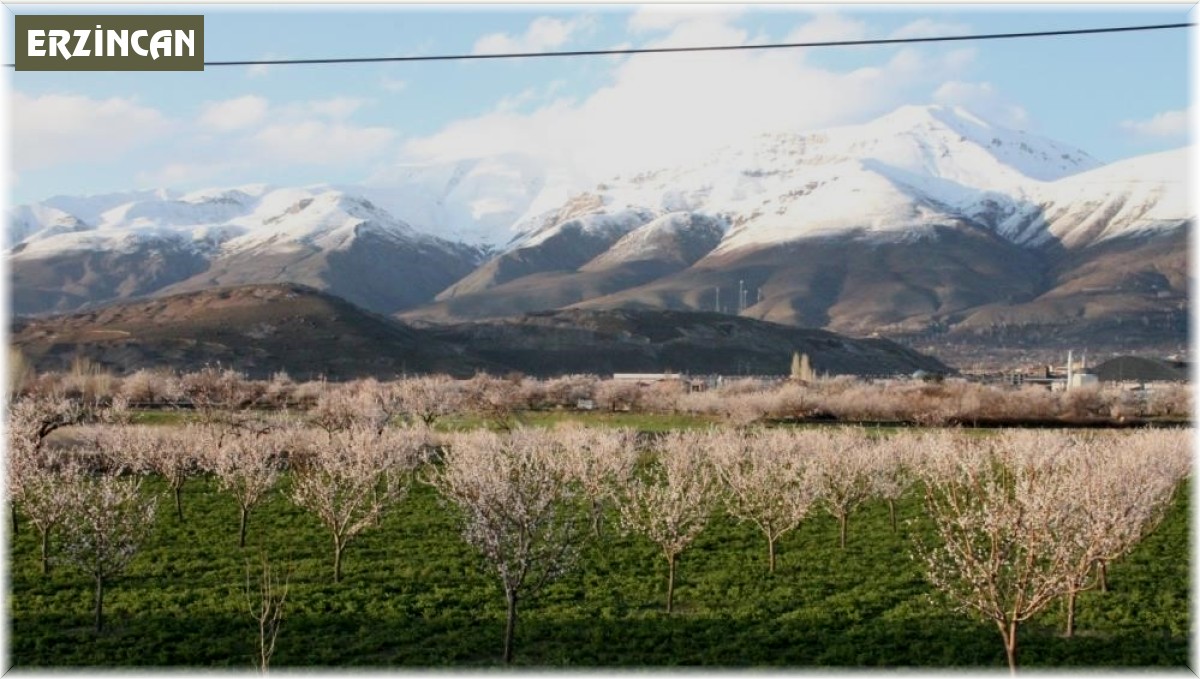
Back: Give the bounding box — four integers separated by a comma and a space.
198, 95, 269, 131
1120, 109, 1189, 139
785, 13, 868, 44
933, 81, 1029, 129
940, 47, 976, 72
494, 80, 568, 113
405, 14, 975, 181
304, 97, 367, 120
15, 88, 400, 193
627, 6, 743, 34
12, 92, 170, 171
201, 96, 372, 125
606, 42, 633, 62
153, 162, 215, 185
132, 97, 396, 186
472, 16, 593, 54
135, 160, 241, 188
889, 19, 971, 40
253, 121, 396, 166
636, 12, 749, 49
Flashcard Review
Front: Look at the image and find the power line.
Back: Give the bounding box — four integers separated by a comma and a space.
5, 22, 1190, 69
206, 22, 1192, 67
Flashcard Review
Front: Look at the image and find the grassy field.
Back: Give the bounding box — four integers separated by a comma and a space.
8, 467, 1189, 668
125, 407, 1193, 433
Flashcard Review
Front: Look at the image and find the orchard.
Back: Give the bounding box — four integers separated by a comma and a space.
5, 381, 1191, 670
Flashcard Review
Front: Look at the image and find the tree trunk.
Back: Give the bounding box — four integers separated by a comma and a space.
333, 537, 344, 584
999, 620, 1018, 674
258, 616, 267, 673
260, 635, 269, 674
1065, 587, 1078, 638
503, 589, 518, 664
590, 500, 603, 538
40, 527, 50, 575
94, 576, 105, 633
838, 515, 848, 549
666, 553, 677, 614
10, 502, 18, 537
239, 506, 249, 549
767, 537, 777, 573
888, 499, 897, 532
173, 484, 184, 522
1098, 560, 1108, 592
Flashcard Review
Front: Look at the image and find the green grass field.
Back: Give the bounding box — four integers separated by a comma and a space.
8, 466, 1189, 668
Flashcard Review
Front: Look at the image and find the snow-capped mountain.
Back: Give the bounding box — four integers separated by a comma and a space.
10, 185, 482, 316
13, 185, 417, 256
1019, 146, 1189, 248
411, 105, 1187, 341
9, 104, 1189, 351
493, 105, 1103, 255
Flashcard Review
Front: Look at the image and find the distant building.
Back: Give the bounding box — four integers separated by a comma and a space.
1068, 372, 1099, 390
1008, 350, 1100, 391
611, 372, 710, 392
1060, 350, 1098, 391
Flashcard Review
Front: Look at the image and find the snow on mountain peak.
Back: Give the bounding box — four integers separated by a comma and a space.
8, 184, 434, 263
7, 104, 1185, 266
825, 104, 1101, 186
1028, 146, 1190, 247
873, 104, 993, 132
215, 188, 421, 254
180, 184, 271, 204
492, 104, 1128, 257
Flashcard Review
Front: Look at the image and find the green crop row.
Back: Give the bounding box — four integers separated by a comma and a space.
7, 469, 1189, 668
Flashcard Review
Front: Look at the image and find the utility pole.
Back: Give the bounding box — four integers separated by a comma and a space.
738, 279, 745, 313
715, 287, 721, 314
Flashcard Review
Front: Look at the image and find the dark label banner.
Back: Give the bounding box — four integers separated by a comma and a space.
15, 15, 204, 71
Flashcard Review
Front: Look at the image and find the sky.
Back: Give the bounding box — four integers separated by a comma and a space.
4, 3, 1193, 205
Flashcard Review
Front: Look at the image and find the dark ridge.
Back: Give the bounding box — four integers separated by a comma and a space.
12, 284, 950, 380
1092, 356, 1190, 383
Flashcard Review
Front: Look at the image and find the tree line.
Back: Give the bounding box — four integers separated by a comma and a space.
13, 363, 1192, 427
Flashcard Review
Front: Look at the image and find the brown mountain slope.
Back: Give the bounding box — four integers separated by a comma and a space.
956, 229, 1189, 331
12, 285, 950, 379
10, 236, 212, 316
568, 227, 1048, 335
406, 212, 725, 322
11, 283, 496, 379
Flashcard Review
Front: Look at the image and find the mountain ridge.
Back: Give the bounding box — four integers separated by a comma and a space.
9, 104, 1189, 356
11, 283, 950, 379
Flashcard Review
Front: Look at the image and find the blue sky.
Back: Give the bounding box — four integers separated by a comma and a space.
6, 4, 1192, 205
